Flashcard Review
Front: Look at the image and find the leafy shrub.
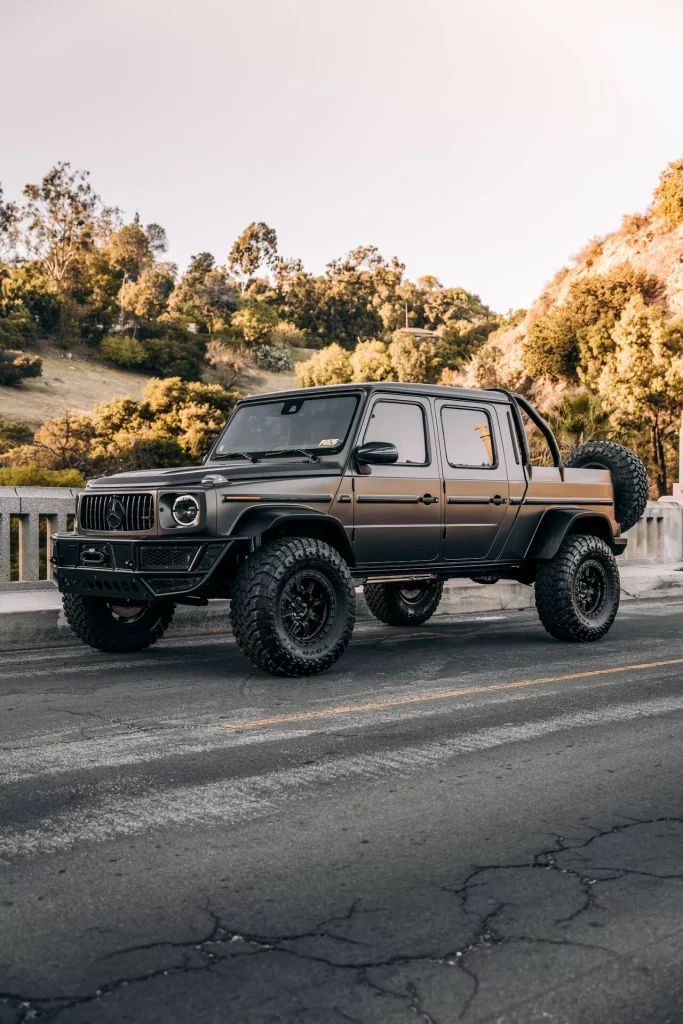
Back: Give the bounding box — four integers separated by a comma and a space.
255, 344, 294, 373
99, 334, 147, 367
0, 464, 85, 487
652, 158, 683, 229
269, 320, 309, 347
0, 350, 42, 385
3, 377, 241, 475
0, 319, 27, 349
349, 339, 393, 381
0, 417, 33, 453
140, 334, 206, 380
296, 344, 352, 387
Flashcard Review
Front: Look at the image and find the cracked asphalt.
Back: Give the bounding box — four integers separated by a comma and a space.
2, 600, 683, 1023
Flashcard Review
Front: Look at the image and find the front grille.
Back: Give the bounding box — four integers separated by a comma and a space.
80, 493, 155, 532
140, 546, 198, 570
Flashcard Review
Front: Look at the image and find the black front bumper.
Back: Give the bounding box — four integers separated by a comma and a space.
52, 536, 231, 601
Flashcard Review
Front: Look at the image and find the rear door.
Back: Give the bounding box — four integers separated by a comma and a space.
436, 400, 511, 561
350, 395, 442, 566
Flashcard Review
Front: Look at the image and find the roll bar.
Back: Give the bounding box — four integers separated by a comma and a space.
486, 388, 563, 476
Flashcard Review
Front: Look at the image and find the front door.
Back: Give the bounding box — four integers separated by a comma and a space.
436, 400, 511, 561
351, 396, 442, 566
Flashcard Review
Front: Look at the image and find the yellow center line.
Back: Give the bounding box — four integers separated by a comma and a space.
222, 657, 683, 731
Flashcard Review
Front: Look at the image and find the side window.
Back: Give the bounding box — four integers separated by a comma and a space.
441, 407, 496, 468
363, 400, 427, 465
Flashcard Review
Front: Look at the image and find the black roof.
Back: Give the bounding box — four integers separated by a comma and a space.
237, 382, 512, 405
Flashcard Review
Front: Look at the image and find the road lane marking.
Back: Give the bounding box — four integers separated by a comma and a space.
222, 657, 683, 730
7, 693, 683, 857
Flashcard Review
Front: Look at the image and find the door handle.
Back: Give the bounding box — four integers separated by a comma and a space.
490, 495, 507, 506
419, 494, 439, 505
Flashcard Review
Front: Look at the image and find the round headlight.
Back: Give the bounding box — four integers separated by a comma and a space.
172, 494, 200, 527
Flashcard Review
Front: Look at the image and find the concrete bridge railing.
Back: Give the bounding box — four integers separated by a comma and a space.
0, 489, 681, 592
0, 487, 80, 591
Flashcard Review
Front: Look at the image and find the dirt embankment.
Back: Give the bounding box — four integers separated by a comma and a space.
0, 346, 309, 427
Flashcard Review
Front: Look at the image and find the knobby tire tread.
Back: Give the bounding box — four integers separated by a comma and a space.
564, 441, 648, 532
62, 594, 176, 653
363, 581, 444, 627
535, 534, 619, 642
230, 537, 356, 677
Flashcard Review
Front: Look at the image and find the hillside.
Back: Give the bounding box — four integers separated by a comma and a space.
0, 347, 302, 428
470, 211, 683, 403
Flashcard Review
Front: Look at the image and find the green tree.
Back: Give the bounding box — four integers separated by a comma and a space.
544, 391, 614, 454
652, 158, 683, 229
388, 330, 439, 383
523, 264, 660, 384
597, 296, 683, 495
20, 163, 114, 289
108, 214, 167, 282
121, 264, 176, 326
168, 253, 239, 336
231, 302, 279, 344
0, 184, 18, 261
423, 286, 492, 330
229, 222, 278, 294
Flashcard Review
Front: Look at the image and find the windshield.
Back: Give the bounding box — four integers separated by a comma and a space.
212, 394, 360, 458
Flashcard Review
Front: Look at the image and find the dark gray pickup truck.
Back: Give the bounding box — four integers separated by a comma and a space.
52, 383, 648, 676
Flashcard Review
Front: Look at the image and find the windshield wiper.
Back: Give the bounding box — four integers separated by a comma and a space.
262, 447, 319, 463
212, 451, 259, 463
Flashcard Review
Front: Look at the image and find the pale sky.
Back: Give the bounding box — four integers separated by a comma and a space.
2, 0, 683, 312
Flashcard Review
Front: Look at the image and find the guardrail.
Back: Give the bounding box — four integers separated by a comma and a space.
1, 489, 681, 592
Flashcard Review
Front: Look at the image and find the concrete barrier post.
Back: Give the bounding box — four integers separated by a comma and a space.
0, 487, 79, 591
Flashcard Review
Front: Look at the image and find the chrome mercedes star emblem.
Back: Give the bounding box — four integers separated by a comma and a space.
106, 497, 125, 530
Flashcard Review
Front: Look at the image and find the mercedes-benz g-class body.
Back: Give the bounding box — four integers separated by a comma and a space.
52, 383, 648, 676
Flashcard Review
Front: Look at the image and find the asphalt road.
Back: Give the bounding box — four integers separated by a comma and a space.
2, 600, 683, 1024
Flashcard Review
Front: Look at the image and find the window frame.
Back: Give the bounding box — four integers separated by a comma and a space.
211, 391, 362, 459
361, 397, 431, 467
440, 404, 499, 471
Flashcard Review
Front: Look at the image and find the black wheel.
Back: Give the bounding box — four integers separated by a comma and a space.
62, 595, 175, 653
363, 579, 444, 626
535, 534, 620, 642
564, 441, 648, 532
230, 537, 356, 677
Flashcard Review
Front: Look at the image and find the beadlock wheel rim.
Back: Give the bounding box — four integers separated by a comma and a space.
573, 558, 609, 619
280, 571, 334, 645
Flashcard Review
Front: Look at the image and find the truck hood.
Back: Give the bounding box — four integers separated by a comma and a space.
85, 461, 343, 489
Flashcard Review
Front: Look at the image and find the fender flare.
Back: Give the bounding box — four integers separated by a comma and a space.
228, 504, 355, 564
525, 508, 622, 561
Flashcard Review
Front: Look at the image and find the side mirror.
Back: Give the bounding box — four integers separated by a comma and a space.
355, 441, 399, 465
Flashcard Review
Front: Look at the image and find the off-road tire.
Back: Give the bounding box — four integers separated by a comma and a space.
230, 537, 356, 677
564, 441, 648, 532
535, 534, 620, 642
62, 594, 175, 653
363, 580, 444, 626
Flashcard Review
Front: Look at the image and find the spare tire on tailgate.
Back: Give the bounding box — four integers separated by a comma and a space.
563, 441, 648, 532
